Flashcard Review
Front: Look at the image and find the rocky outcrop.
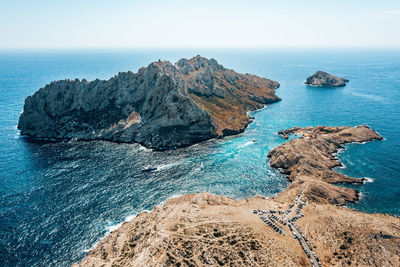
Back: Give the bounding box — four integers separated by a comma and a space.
176, 56, 280, 136
305, 71, 349, 87
18, 56, 280, 149
268, 125, 383, 205
73, 192, 400, 267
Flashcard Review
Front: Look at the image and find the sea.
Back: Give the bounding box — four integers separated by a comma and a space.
0, 49, 399, 266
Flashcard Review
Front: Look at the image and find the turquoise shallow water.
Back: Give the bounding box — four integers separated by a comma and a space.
0, 49, 399, 266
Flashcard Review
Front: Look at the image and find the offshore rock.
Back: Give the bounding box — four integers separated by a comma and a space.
305, 71, 349, 87
18, 56, 280, 148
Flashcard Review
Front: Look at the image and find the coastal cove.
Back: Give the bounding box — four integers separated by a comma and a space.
1, 49, 400, 266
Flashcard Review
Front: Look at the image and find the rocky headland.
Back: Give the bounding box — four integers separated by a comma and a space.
18, 56, 280, 149
269, 125, 383, 205
73, 125, 400, 267
305, 71, 349, 87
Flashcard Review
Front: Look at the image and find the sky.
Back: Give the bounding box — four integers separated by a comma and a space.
1, 0, 400, 49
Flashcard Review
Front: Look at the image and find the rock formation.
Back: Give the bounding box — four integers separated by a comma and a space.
18, 56, 280, 149
305, 71, 349, 87
73, 125, 400, 267
268, 125, 382, 205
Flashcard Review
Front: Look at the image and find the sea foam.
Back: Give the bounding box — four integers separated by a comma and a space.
238, 141, 255, 149
363, 177, 374, 183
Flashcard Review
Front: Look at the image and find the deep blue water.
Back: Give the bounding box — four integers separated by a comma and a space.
0, 49, 399, 266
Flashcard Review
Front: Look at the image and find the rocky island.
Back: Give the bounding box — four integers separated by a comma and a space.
73, 125, 400, 267
18, 56, 280, 149
305, 71, 349, 87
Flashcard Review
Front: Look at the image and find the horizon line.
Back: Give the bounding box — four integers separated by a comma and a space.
1, 45, 400, 51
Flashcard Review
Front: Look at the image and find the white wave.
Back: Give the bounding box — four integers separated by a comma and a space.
337, 163, 346, 169
238, 141, 255, 149
82, 192, 200, 254
247, 104, 267, 115
157, 193, 186, 207
224, 152, 234, 157
332, 147, 345, 159
336, 147, 345, 154
71, 162, 80, 169
363, 177, 374, 183
104, 221, 123, 233
355, 141, 367, 144
83, 245, 97, 253
352, 140, 375, 145
137, 144, 151, 152
83, 210, 149, 253
156, 161, 182, 171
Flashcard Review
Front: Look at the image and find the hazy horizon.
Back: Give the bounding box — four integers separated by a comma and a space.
1, 0, 400, 49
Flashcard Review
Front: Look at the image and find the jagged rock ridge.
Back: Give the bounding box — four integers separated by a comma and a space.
18, 56, 280, 149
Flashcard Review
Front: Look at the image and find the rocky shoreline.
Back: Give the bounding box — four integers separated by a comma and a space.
18, 56, 280, 149
73, 125, 400, 267
268, 125, 383, 205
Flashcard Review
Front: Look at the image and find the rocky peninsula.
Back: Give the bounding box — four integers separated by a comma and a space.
269, 125, 383, 205
73, 125, 400, 267
18, 56, 280, 149
305, 71, 349, 87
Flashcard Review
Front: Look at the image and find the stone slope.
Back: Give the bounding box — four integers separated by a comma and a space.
18, 56, 280, 149
73, 193, 400, 267
305, 71, 349, 87
72, 193, 312, 267
268, 125, 383, 205
177, 56, 281, 135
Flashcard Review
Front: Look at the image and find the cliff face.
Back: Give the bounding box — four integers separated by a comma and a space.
305, 71, 349, 87
176, 56, 280, 135
18, 56, 280, 148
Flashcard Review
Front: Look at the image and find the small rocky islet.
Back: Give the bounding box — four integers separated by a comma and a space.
305, 71, 349, 87
17, 55, 280, 149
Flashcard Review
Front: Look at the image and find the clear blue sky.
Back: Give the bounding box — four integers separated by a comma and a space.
1, 0, 400, 48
